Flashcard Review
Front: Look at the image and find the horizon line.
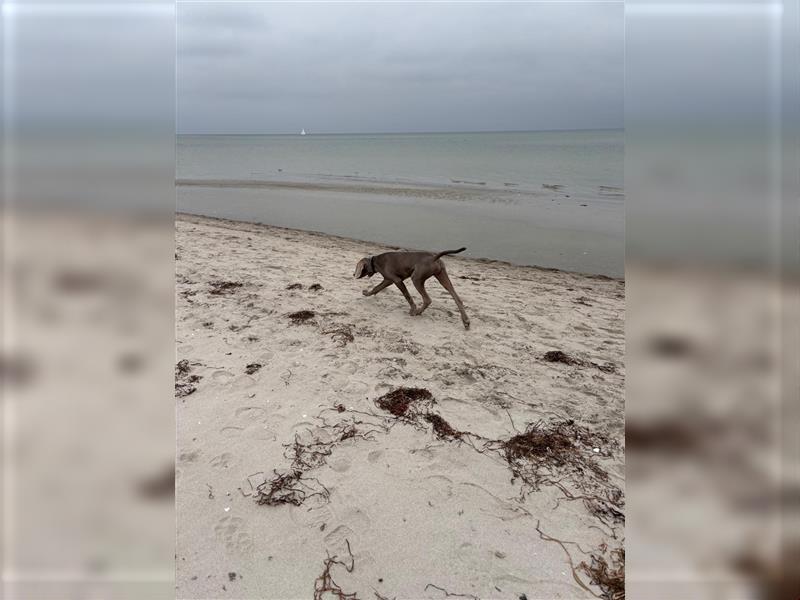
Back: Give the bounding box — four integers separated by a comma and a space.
177, 127, 623, 136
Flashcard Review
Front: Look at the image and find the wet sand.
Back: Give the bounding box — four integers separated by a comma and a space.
176, 180, 624, 278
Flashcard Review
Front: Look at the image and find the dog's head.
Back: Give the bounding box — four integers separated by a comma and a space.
354, 257, 374, 279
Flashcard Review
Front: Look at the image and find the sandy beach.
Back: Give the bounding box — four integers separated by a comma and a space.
175, 213, 625, 599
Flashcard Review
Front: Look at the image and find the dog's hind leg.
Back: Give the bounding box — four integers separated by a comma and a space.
411, 275, 432, 316
434, 268, 470, 329
364, 278, 392, 296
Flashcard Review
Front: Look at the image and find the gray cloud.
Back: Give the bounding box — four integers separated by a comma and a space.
178, 3, 623, 134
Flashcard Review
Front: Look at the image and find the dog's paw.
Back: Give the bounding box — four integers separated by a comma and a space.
362, 289, 371, 296
463, 320, 471, 330
409, 307, 418, 316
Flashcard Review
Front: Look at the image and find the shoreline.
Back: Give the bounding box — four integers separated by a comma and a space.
176, 212, 625, 282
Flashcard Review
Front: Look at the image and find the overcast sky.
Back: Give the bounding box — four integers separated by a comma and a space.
177, 3, 623, 134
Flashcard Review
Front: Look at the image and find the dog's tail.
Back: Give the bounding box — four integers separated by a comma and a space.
433, 247, 467, 261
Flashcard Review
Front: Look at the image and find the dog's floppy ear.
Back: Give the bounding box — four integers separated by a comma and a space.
354, 258, 367, 279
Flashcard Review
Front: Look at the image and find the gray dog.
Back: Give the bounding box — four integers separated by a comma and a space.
354, 247, 470, 329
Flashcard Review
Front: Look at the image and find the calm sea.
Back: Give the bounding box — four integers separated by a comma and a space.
176, 130, 623, 277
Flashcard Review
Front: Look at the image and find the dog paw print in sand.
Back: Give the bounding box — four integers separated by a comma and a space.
211, 370, 235, 384
213, 515, 255, 554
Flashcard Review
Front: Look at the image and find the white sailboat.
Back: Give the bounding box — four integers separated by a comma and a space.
300, 128, 307, 136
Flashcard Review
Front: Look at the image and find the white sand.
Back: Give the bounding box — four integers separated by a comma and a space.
176, 213, 624, 599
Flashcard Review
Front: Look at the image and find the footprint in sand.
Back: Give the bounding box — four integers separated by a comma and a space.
220, 426, 245, 438
409, 447, 436, 463
350, 549, 378, 576
212, 370, 235, 384
323, 514, 376, 575
336, 361, 358, 375
323, 525, 355, 555
246, 421, 277, 441
209, 452, 233, 469
425, 474, 456, 504
335, 507, 372, 531
231, 376, 257, 391
366, 450, 383, 464
291, 423, 335, 445
329, 457, 352, 473
455, 541, 478, 561
290, 504, 334, 529
213, 515, 255, 554
321, 372, 349, 391
234, 406, 266, 420
343, 381, 369, 395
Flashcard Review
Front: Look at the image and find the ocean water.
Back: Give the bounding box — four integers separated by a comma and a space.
176, 130, 624, 276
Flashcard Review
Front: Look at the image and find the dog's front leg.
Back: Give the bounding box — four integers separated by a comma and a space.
394, 280, 418, 315
363, 278, 392, 297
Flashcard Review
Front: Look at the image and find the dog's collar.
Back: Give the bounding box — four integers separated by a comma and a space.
367, 256, 376, 275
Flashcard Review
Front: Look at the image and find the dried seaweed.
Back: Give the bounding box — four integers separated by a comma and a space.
176, 359, 191, 377
579, 548, 625, 600
255, 417, 386, 507
314, 542, 358, 600
175, 360, 202, 398
254, 470, 327, 507
288, 310, 316, 325
323, 324, 355, 347
542, 350, 617, 374
375, 387, 434, 418
424, 584, 479, 600
208, 281, 243, 295
542, 350, 586, 366
423, 413, 462, 440
245, 363, 262, 375
504, 425, 574, 462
